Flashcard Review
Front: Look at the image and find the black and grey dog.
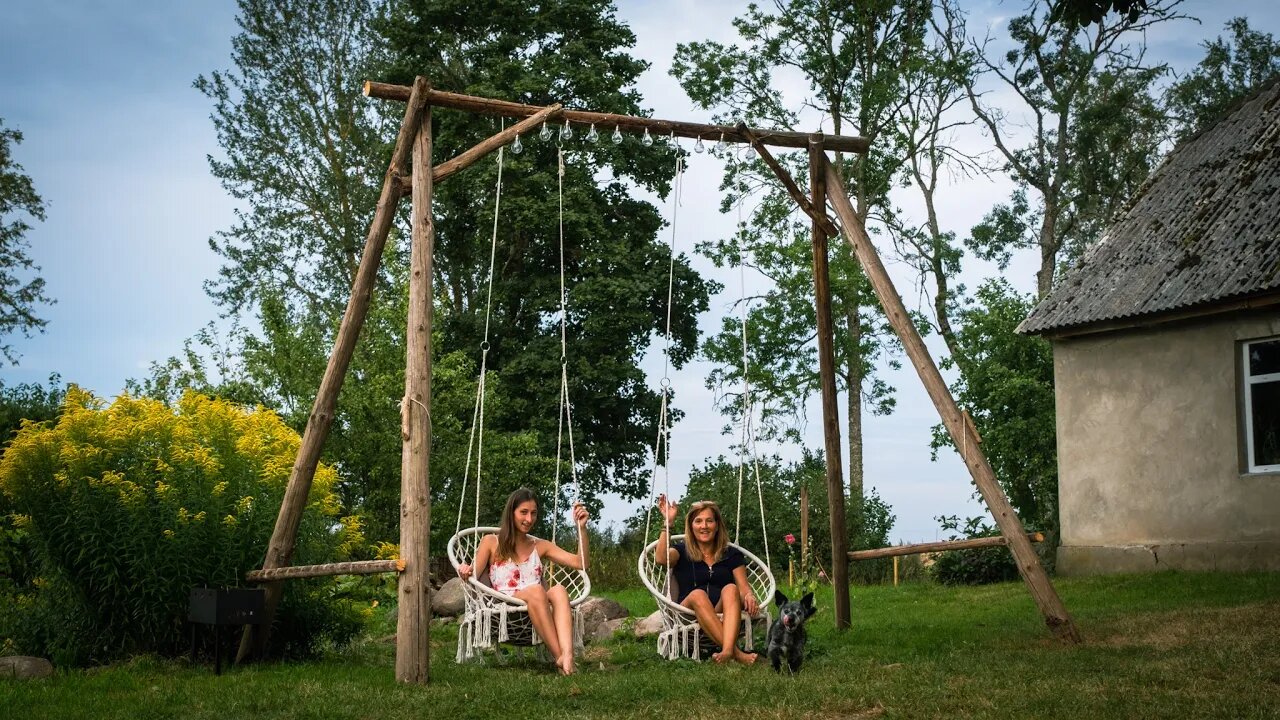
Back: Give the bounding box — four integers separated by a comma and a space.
767, 589, 816, 674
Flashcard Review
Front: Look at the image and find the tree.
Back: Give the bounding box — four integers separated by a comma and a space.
931, 278, 1057, 535
674, 0, 937, 513
376, 0, 714, 503
938, 0, 1185, 298
0, 120, 53, 365
185, 0, 714, 542
1166, 17, 1280, 142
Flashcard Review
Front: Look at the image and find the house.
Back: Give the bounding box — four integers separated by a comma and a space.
1019, 77, 1280, 575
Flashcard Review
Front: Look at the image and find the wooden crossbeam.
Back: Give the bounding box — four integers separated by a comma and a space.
848, 533, 1045, 561
246, 559, 404, 583
364, 81, 871, 154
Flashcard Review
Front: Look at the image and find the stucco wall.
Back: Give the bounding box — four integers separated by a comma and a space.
1054, 310, 1280, 574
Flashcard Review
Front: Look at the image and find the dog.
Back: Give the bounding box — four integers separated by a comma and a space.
767, 589, 816, 673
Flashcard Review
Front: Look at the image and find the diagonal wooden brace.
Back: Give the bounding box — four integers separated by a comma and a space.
736, 122, 842, 238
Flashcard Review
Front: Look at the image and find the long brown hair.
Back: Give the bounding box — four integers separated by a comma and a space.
683, 500, 728, 563
497, 487, 537, 562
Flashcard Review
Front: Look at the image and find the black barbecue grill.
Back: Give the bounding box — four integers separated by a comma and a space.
188, 587, 265, 674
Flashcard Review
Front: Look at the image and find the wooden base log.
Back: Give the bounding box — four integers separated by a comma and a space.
848, 533, 1046, 561
245, 559, 404, 583
237, 76, 433, 664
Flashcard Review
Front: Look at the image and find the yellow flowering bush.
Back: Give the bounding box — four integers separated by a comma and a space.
0, 388, 364, 665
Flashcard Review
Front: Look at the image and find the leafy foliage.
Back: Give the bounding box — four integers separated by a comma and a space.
0, 389, 364, 666
940, 0, 1184, 297
930, 515, 1018, 586
377, 0, 714, 504
673, 0, 936, 505
0, 119, 53, 365
1165, 17, 1280, 142
932, 279, 1057, 534
0, 375, 65, 595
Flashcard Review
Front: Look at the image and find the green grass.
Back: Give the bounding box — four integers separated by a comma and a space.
3, 572, 1278, 719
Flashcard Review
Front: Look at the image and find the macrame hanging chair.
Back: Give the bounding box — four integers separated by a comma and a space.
636, 151, 776, 661
448, 144, 591, 664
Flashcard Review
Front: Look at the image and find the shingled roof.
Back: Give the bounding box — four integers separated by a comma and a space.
1019, 77, 1280, 336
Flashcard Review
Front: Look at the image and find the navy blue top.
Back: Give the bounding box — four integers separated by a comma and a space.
671, 541, 745, 606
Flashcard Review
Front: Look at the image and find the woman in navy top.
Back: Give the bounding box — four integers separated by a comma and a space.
655, 495, 760, 664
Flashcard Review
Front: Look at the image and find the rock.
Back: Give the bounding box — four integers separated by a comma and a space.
577, 596, 629, 639
431, 577, 466, 616
632, 610, 665, 637
588, 617, 626, 644
0, 656, 53, 680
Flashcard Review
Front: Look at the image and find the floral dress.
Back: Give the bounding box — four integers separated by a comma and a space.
489, 541, 544, 596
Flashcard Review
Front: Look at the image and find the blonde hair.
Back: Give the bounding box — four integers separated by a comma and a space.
683, 500, 728, 563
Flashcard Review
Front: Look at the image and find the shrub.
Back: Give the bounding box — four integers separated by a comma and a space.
929, 515, 1019, 586
0, 388, 365, 666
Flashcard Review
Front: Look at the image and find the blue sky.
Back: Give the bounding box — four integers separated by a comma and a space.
1, 1, 1277, 541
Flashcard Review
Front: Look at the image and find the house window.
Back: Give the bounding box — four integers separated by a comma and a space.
1244, 336, 1280, 473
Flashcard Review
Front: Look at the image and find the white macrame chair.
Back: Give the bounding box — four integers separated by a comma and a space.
447, 145, 591, 664
636, 150, 777, 661
448, 527, 591, 662
638, 533, 774, 661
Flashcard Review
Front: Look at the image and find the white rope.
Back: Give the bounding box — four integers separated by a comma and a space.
735, 192, 748, 543
643, 150, 684, 605
551, 148, 584, 572
457, 140, 505, 534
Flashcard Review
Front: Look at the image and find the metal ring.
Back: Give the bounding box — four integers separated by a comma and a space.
479, 341, 490, 352
659, 377, 672, 389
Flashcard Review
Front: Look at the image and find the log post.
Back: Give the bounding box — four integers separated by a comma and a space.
808, 137, 849, 630
238, 76, 432, 663
396, 97, 435, 684
821, 157, 1081, 643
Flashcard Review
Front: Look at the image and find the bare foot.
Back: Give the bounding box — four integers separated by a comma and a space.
734, 648, 758, 665
558, 653, 575, 676
711, 648, 733, 664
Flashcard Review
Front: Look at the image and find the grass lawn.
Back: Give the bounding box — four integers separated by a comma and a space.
3, 571, 1278, 719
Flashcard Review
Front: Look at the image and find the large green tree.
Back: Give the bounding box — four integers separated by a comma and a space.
1165, 17, 1280, 141
376, 0, 713, 506
175, 0, 713, 541
0, 120, 53, 365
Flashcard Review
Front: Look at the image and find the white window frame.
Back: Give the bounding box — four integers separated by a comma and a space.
1243, 336, 1280, 474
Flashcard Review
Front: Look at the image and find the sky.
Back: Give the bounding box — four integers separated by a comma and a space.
2, 0, 1277, 543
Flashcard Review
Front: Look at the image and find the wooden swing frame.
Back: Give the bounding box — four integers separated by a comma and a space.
238, 75, 1079, 685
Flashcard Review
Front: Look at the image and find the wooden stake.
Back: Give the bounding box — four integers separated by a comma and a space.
808, 137, 849, 630
364, 81, 872, 154
893, 556, 899, 587
396, 101, 435, 685
799, 483, 809, 570
238, 76, 432, 663
820, 157, 1081, 643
